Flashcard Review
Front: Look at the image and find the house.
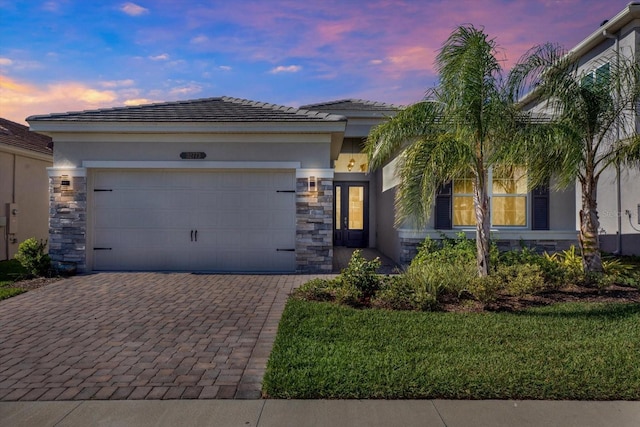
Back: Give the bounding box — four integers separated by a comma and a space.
0, 117, 53, 260
519, 1, 640, 256
27, 94, 577, 273
27, 5, 638, 273
28, 97, 407, 273
28, 98, 348, 273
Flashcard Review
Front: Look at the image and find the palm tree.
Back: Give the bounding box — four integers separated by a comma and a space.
366, 25, 523, 277
508, 43, 640, 273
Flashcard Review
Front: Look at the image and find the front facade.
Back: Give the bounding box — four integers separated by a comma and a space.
29, 95, 581, 273
28, 98, 346, 273
0, 118, 52, 260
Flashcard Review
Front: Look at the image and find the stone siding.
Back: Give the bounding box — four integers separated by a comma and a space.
296, 178, 333, 273
49, 176, 87, 272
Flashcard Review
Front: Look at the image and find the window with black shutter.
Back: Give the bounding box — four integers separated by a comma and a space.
434, 182, 452, 229
531, 184, 550, 230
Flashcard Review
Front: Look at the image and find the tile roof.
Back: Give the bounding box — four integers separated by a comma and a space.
0, 117, 52, 155
27, 96, 346, 123
301, 99, 402, 111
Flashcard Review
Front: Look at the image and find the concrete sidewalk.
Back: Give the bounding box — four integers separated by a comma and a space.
1, 399, 639, 426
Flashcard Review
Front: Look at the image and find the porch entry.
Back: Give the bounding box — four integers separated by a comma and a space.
333, 182, 368, 248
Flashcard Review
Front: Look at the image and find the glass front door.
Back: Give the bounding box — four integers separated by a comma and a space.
334, 182, 368, 247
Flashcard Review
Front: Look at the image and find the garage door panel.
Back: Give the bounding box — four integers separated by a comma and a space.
92, 169, 296, 272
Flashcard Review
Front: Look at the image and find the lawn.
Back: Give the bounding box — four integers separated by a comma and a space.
263, 299, 640, 400
0, 259, 27, 300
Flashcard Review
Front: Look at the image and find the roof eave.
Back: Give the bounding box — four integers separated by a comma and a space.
27, 120, 347, 135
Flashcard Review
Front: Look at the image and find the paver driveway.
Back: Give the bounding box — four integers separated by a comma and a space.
0, 273, 314, 401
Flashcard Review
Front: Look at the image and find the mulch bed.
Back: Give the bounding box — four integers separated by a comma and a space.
11, 276, 66, 291
440, 284, 640, 313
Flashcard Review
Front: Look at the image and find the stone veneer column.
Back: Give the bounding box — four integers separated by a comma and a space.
296, 177, 333, 273
49, 173, 87, 272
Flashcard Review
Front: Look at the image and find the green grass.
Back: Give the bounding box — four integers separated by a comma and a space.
263, 299, 640, 400
0, 259, 27, 300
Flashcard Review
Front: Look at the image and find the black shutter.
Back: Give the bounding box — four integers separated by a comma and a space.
435, 182, 452, 229
531, 184, 550, 230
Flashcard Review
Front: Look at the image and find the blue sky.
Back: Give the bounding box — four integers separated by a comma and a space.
0, 0, 630, 123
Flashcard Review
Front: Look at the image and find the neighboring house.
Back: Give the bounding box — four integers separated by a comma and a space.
520, 2, 640, 256
0, 117, 53, 260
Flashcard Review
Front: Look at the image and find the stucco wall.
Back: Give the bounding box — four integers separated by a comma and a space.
0, 149, 52, 260
52, 134, 332, 169
373, 168, 401, 264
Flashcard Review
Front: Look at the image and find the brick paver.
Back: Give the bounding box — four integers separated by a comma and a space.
0, 273, 316, 400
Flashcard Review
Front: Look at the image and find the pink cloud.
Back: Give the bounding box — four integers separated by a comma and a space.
120, 2, 148, 17
0, 75, 123, 123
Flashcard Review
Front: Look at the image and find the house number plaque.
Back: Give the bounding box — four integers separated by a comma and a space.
180, 152, 207, 159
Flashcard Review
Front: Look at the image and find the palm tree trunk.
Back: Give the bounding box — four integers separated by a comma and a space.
473, 173, 491, 277
579, 177, 603, 273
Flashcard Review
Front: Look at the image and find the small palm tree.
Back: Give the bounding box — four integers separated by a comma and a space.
366, 25, 524, 277
508, 43, 640, 273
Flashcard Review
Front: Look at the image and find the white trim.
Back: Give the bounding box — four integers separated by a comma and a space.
47, 167, 87, 177
398, 229, 578, 241
82, 160, 301, 170
29, 121, 347, 134
296, 169, 334, 179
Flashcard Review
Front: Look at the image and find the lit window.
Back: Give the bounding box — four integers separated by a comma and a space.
492, 167, 527, 226
452, 167, 528, 227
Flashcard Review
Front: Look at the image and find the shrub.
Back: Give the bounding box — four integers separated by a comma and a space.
466, 275, 504, 303
14, 238, 51, 278
339, 250, 382, 298
544, 246, 584, 284
293, 278, 336, 302
333, 280, 363, 307
500, 247, 566, 288
602, 258, 639, 286
372, 272, 439, 311
496, 264, 546, 297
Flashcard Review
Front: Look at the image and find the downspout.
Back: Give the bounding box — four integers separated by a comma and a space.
602, 29, 622, 255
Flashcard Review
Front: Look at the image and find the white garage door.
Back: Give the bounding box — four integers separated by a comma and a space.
91, 169, 296, 272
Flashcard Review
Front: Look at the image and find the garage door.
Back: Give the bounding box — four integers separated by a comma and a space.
91, 169, 296, 272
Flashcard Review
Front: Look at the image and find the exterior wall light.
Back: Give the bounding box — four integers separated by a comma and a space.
308, 176, 317, 192
61, 174, 72, 189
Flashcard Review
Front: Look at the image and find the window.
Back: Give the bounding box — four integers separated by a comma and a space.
450, 167, 528, 228
581, 62, 610, 88
491, 167, 527, 226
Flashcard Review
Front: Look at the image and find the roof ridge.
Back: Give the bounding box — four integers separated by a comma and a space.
220, 96, 345, 121
301, 98, 402, 109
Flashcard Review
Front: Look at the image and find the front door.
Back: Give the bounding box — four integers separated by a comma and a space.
334, 182, 368, 248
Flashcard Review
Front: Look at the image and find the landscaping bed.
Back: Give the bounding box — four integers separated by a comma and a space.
264, 238, 640, 399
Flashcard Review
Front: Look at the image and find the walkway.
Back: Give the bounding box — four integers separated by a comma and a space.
2, 399, 638, 426
0, 273, 315, 401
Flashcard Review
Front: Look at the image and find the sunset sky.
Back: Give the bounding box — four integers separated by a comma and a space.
0, 0, 631, 123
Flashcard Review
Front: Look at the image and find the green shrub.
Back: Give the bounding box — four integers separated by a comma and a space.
544, 246, 584, 284
14, 238, 51, 278
500, 247, 565, 288
293, 278, 336, 302
495, 264, 546, 297
333, 280, 362, 307
372, 273, 439, 311
339, 250, 382, 298
602, 258, 639, 287
466, 275, 504, 303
